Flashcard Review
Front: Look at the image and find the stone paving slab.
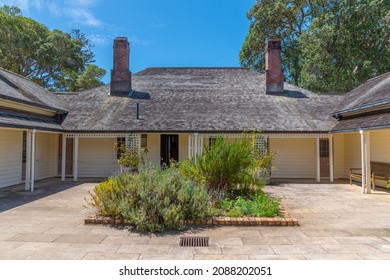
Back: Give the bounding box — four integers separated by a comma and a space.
1, 179, 390, 260
139, 253, 194, 260
8, 233, 61, 242
117, 244, 170, 254
82, 253, 140, 260
286, 236, 340, 245
53, 234, 107, 244
241, 236, 291, 245
304, 254, 363, 260
14, 242, 71, 252
248, 254, 306, 260
26, 252, 87, 260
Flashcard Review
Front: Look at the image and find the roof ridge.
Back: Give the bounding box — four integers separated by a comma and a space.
144, 67, 249, 70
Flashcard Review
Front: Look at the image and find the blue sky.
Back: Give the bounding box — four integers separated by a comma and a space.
0, 0, 255, 83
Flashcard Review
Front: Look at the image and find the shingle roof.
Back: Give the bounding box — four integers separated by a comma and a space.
331, 71, 390, 132
0, 108, 64, 131
0, 68, 66, 112
58, 67, 343, 133
332, 111, 390, 132
333, 72, 390, 116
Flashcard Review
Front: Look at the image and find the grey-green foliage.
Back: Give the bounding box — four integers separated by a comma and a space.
88, 164, 210, 232
240, 0, 390, 93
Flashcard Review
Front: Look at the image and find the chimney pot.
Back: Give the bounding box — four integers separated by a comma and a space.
265, 38, 284, 94
110, 37, 132, 97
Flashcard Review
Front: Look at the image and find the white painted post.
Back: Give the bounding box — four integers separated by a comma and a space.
365, 132, 371, 194
61, 133, 66, 181
194, 133, 198, 163
31, 129, 36, 192
24, 130, 31, 191
73, 137, 79, 182
316, 137, 320, 182
360, 130, 366, 193
329, 135, 334, 183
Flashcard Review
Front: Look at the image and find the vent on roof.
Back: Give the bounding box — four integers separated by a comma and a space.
0, 73, 19, 89
180, 236, 209, 247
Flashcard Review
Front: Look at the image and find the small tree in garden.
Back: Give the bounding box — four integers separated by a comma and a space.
195, 137, 264, 192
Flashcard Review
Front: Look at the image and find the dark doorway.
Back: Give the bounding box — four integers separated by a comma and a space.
160, 134, 179, 166
58, 136, 73, 176
320, 139, 330, 178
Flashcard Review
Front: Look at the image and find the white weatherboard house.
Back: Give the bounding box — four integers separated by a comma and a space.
0, 37, 389, 193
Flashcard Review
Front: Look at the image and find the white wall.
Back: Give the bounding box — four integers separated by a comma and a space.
370, 129, 390, 187
370, 129, 390, 162
35, 132, 56, 180
179, 133, 189, 161
270, 138, 316, 178
343, 133, 361, 180
333, 134, 346, 179
0, 129, 22, 188
78, 138, 119, 177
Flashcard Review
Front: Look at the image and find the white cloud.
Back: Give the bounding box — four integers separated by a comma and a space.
0, 0, 103, 27
88, 34, 111, 46
65, 7, 102, 27
129, 36, 152, 47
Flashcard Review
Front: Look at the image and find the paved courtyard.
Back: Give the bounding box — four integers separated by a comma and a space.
0, 179, 389, 260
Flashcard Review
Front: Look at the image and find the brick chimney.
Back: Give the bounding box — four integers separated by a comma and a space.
110, 37, 132, 96
265, 38, 284, 94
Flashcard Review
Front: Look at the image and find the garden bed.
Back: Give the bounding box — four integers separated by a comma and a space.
85, 136, 293, 232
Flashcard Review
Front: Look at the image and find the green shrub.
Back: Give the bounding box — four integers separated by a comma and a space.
220, 195, 282, 218
87, 163, 209, 232
86, 174, 132, 218
195, 138, 264, 193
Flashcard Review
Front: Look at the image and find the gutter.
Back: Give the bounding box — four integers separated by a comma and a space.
0, 93, 67, 115
331, 123, 390, 134
333, 99, 390, 119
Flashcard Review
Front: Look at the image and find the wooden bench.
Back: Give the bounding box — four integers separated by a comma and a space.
350, 161, 390, 190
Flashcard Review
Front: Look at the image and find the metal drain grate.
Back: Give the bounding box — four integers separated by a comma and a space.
180, 236, 209, 247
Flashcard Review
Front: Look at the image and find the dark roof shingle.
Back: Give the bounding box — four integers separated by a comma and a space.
333, 72, 390, 115
0, 68, 66, 112
58, 67, 343, 132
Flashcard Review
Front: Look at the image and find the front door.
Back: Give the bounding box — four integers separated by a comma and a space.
320, 139, 330, 178
160, 135, 179, 166
58, 136, 73, 176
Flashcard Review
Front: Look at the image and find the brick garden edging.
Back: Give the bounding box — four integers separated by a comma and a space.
84, 216, 299, 226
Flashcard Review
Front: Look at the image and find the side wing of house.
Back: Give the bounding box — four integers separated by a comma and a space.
0, 68, 67, 189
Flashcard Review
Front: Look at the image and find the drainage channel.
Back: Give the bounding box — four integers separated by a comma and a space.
180, 236, 209, 247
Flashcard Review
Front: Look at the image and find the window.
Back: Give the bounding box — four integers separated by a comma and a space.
254, 136, 268, 157
208, 137, 216, 149
320, 139, 329, 158
116, 137, 126, 159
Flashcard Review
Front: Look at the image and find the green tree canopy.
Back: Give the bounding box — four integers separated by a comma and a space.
240, 0, 390, 93
0, 5, 106, 92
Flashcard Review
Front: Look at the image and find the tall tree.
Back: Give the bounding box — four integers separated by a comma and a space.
0, 5, 106, 92
300, 0, 390, 93
240, 0, 390, 93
